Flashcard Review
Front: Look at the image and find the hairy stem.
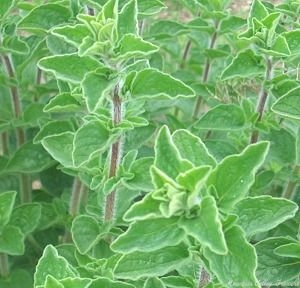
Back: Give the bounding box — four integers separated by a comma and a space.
104, 85, 122, 222
0, 253, 9, 278
193, 21, 219, 119
282, 165, 300, 199
198, 267, 210, 287
2, 54, 31, 203
69, 177, 83, 217
250, 57, 273, 144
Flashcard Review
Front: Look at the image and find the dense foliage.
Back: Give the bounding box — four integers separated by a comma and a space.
0, 0, 300, 287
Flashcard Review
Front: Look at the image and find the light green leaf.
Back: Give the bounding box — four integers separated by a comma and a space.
89, 277, 135, 288
172, 130, 216, 167
204, 226, 259, 287
269, 35, 290, 57
34, 120, 75, 144
130, 69, 195, 99
124, 193, 162, 222
59, 277, 92, 288
161, 276, 194, 288
137, 0, 166, 16
220, 15, 246, 33
0, 0, 14, 20
256, 237, 300, 283
43, 93, 81, 113
0, 191, 16, 229
82, 71, 113, 112
235, 196, 298, 236
207, 142, 269, 212
34, 245, 77, 286
284, 30, 300, 54
51, 24, 92, 46
144, 277, 165, 288
71, 215, 102, 254
179, 196, 227, 255
72, 120, 110, 167
0, 225, 25, 255
154, 126, 193, 180
117, 0, 138, 38
221, 49, 265, 80
2, 36, 29, 55
248, 0, 268, 23
149, 20, 188, 39
41, 132, 74, 167
195, 104, 247, 130
9, 203, 41, 235
18, 4, 71, 34
6, 142, 55, 173
44, 275, 64, 288
115, 34, 159, 59
111, 217, 185, 253
38, 54, 101, 84
272, 86, 300, 119
274, 243, 300, 259
114, 244, 190, 280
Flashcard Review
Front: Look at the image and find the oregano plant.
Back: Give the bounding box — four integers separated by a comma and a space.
0, 0, 300, 287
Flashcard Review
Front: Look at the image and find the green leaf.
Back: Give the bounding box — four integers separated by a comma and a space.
194, 104, 247, 130
41, 132, 74, 167
274, 243, 300, 259
115, 34, 159, 59
0, 0, 14, 20
179, 196, 227, 255
130, 69, 195, 99
204, 226, 259, 287
154, 126, 193, 180
284, 30, 300, 55
144, 277, 165, 288
161, 276, 194, 288
72, 120, 110, 167
111, 217, 185, 253
38, 54, 101, 84
89, 277, 135, 288
51, 24, 92, 46
220, 15, 246, 33
255, 237, 300, 283
34, 245, 77, 286
117, 0, 138, 38
44, 275, 64, 288
207, 142, 269, 212
137, 0, 166, 16
34, 120, 75, 144
59, 277, 92, 288
114, 244, 190, 280
172, 130, 216, 167
2, 36, 29, 55
272, 86, 300, 119
235, 196, 298, 237
248, 0, 268, 23
6, 142, 55, 173
18, 4, 71, 34
124, 193, 162, 222
149, 20, 188, 39
82, 71, 113, 112
43, 93, 81, 113
71, 215, 102, 254
9, 203, 41, 235
0, 225, 25, 255
0, 191, 16, 229
221, 49, 265, 80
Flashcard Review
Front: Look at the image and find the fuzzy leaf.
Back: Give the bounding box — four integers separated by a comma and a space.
172, 130, 216, 167
43, 93, 81, 113
195, 104, 247, 130
274, 243, 300, 259
0, 225, 25, 255
72, 120, 110, 167
179, 196, 227, 254
130, 69, 195, 99
272, 86, 300, 119
284, 30, 300, 55
114, 244, 190, 280
41, 132, 74, 167
249, 0, 268, 23
149, 20, 188, 38
0, 0, 14, 20
221, 49, 265, 80
144, 277, 165, 288
38, 54, 101, 84
111, 217, 185, 253
0, 191, 16, 229
18, 4, 71, 33
34, 245, 77, 286
89, 277, 135, 288
137, 0, 166, 16
204, 226, 259, 287
207, 142, 269, 212
6, 142, 55, 173
235, 196, 298, 236
117, 0, 138, 38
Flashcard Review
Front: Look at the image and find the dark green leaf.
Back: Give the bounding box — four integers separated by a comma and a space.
0, 225, 25, 255
0, 191, 16, 229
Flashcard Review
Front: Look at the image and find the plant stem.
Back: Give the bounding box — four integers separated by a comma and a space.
282, 165, 300, 199
250, 57, 273, 144
69, 177, 83, 217
1, 133, 9, 155
193, 21, 219, 119
2, 54, 32, 203
0, 253, 9, 278
198, 267, 210, 287
104, 85, 122, 222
